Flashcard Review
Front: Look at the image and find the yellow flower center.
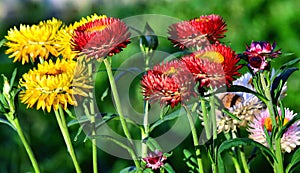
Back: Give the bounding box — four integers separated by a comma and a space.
86, 24, 108, 32
196, 51, 224, 63
264, 117, 289, 132
163, 67, 177, 75
45, 68, 65, 76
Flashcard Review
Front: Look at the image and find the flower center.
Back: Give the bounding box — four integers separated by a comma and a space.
163, 67, 177, 76
45, 68, 65, 76
264, 117, 289, 132
197, 51, 224, 63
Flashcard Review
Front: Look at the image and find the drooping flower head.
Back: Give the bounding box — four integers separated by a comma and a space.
141, 60, 196, 108
143, 150, 167, 170
19, 59, 92, 112
248, 107, 300, 153
243, 41, 281, 73
168, 14, 227, 49
71, 14, 131, 60
216, 73, 264, 133
5, 18, 65, 64
182, 43, 241, 91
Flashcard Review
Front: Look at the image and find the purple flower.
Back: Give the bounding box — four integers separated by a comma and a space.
143, 150, 167, 170
243, 41, 281, 73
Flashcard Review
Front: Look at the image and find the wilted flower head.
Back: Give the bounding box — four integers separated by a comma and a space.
248, 107, 300, 153
168, 14, 227, 49
141, 60, 196, 108
182, 43, 241, 90
71, 14, 131, 60
243, 41, 281, 73
19, 59, 92, 112
5, 18, 65, 64
216, 73, 264, 133
143, 150, 167, 170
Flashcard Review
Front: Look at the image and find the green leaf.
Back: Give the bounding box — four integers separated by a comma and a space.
215, 85, 268, 103
0, 117, 16, 131
100, 87, 109, 101
280, 57, 300, 70
183, 149, 198, 172
119, 166, 136, 173
285, 147, 300, 173
218, 138, 276, 173
163, 163, 176, 173
222, 108, 241, 122
143, 137, 162, 151
149, 107, 182, 132
277, 113, 300, 140
10, 68, 17, 87
74, 125, 84, 142
0, 38, 6, 48
271, 67, 298, 104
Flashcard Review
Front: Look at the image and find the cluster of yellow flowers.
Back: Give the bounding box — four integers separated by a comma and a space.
4, 14, 110, 112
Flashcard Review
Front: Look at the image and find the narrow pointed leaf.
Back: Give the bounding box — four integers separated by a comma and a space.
163, 163, 176, 173
271, 67, 298, 104
280, 58, 300, 70
277, 113, 300, 140
0, 118, 16, 131
218, 138, 276, 173
285, 147, 300, 173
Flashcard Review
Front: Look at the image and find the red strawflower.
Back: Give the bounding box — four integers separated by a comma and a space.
143, 150, 167, 170
182, 43, 241, 89
168, 14, 227, 49
72, 17, 131, 60
141, 60, 196, 108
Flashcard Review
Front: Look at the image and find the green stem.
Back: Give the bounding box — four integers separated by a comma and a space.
103, 58, 141, 170
142, 100, 149, 158
231, 155, 242, 173
209, 95, 217, 141
239, 148, 250, 173
183, 105, 204, 173
10, 116, 41, 173
54, 107, 82, 173
200, 98, 211, 140
260, 73, 284, 173
87, 63, 98, 173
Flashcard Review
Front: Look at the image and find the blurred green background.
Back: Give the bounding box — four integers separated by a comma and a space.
0, 0, 300, 172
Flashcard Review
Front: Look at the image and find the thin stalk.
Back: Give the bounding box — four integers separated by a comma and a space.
200, 98, 211, 140
239, 148, 250, 173
209, 95, 217, 140
260, 73, 284, 173
142, 100, 149, 157
87, 63, 98, 173
183, 105, 204, 173
103, 59, 141, 170
231, 155, 242, 173
54, 107, 82, 173
10, 115, 41, 173
142, 49, 151, 158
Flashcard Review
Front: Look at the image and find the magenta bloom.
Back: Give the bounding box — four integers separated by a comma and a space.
143, 150, 167, 170
243, 41, 281, 73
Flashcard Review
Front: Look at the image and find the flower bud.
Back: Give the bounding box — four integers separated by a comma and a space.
140, 22, 158, 52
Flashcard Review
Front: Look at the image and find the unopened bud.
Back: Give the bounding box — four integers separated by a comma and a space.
140, 22, 158, 52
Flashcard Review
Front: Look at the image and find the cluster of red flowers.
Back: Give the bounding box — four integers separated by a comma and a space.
142, 14, 242, 108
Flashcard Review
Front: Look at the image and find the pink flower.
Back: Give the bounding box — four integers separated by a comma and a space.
143, 150, 167, 170
248, 107, 300, 153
